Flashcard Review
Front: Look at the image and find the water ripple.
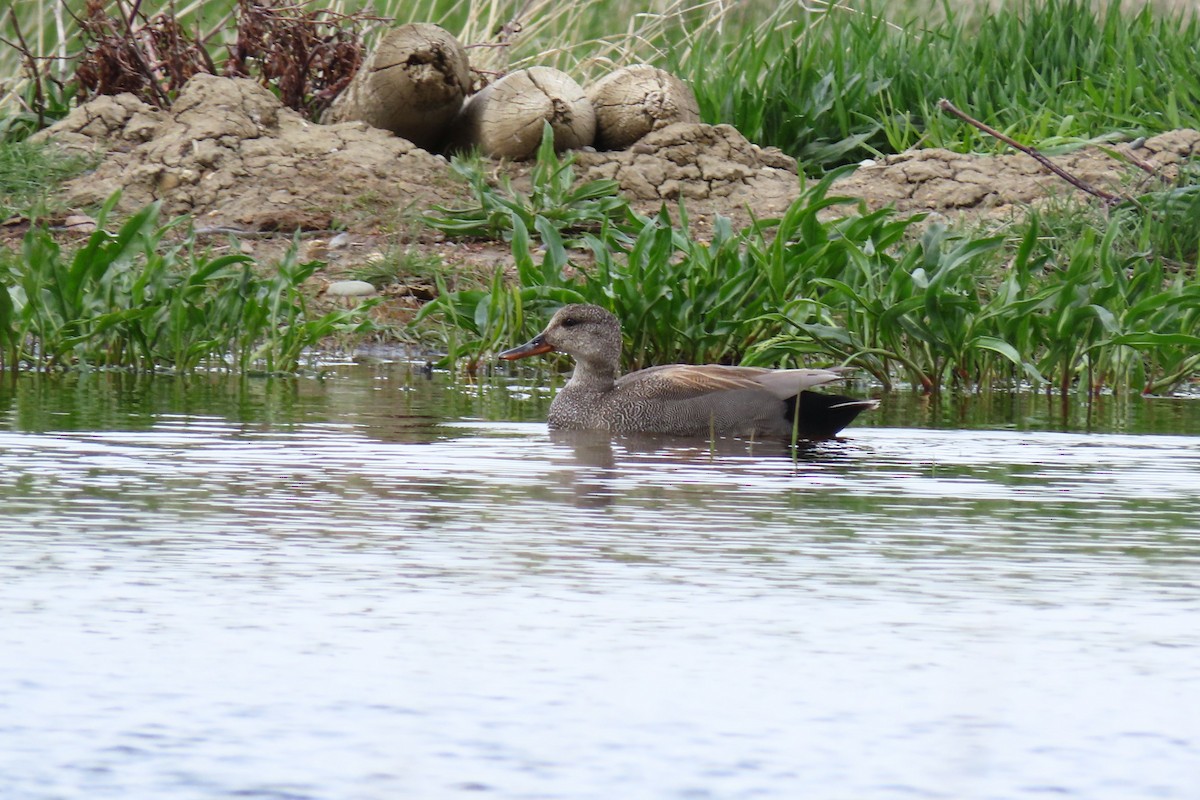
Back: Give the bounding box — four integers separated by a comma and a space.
1, 419, 1198, 799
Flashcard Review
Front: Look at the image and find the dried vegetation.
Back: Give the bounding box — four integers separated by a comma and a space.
11, 0, 373, 123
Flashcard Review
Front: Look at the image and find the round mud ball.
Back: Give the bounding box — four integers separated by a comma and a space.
324, 23, 471, 152
448, 67, 596, 160
586, 64, 701, 151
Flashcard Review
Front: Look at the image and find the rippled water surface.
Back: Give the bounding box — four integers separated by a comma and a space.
1, 367, 1198, 800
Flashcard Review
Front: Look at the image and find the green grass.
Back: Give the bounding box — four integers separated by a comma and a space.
423, 127, 629, 243
346, 246, 444, 290
0, 138, 96, 218
0, 193, 375, 373
673, 0, 1200, 171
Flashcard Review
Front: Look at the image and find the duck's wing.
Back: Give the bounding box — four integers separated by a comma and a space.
616, 364, 846, 400
752, 367, 848, 399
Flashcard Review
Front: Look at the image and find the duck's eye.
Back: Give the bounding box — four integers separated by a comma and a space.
560, 318, 580, 328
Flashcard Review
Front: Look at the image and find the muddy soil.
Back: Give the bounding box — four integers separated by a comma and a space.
26, 73, 1200, 320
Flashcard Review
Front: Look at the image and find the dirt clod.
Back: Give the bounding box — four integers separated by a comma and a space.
37, 74, 457, 231
574, 122, 800, 221
833, 132, 1200, 219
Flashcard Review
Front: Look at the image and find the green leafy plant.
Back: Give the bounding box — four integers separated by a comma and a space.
2, 193, 374, 373
414, 213, 590, 367
417, 151, 1199, 394
423, 125, 632, 243
1016, 212, 1200, 395
745, 219, 1035, 392
418, 170, 931, 372
578, 170, 906, 369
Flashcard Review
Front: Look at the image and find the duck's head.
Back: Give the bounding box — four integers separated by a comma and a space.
499, 304, 622, 367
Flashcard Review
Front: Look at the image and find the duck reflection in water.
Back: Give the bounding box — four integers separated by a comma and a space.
547, 425, 863, 509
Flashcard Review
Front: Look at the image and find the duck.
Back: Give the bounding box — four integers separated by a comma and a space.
499, 304, 878, 439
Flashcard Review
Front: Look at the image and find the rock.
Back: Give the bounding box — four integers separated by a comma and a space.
324, 280, 378, 303
829, 130, 1200, 218
61, 214, 98, 233
31, 93, 165, 155
32, 69, 1200, 234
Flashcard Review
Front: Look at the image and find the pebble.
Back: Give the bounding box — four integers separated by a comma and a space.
62, 214, 98, 233
325, 280, 377, 299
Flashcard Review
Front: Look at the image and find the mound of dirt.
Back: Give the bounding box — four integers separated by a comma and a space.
37, 74, 807, 232
33, 73, 1200, 235
573, 122, 800, 219
833, 130, 1200, 220
35, 73, 458, 231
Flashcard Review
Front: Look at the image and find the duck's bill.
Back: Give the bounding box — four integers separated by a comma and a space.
499, 335, 554, 360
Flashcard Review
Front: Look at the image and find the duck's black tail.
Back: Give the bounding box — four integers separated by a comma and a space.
785, 391, 878, 439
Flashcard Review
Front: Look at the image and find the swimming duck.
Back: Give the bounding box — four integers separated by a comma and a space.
499, 304, 877, 439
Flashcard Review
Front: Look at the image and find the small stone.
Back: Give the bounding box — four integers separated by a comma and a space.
62, 214, 97, 233
325, 280, 377, 299
305, 240, 329, 261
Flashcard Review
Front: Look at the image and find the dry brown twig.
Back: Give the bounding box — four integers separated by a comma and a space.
224, 0, 379, 116
74, 0, 206, 108
462, 7, 530, 90
21, 0, 373, 120
2, 10, 48, 124
938, 98, 1127, 206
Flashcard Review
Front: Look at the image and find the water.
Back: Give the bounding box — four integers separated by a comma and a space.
1, 366, 1198, 800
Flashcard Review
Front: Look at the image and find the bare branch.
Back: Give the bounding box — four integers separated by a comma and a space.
938, 98, 1124, 206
